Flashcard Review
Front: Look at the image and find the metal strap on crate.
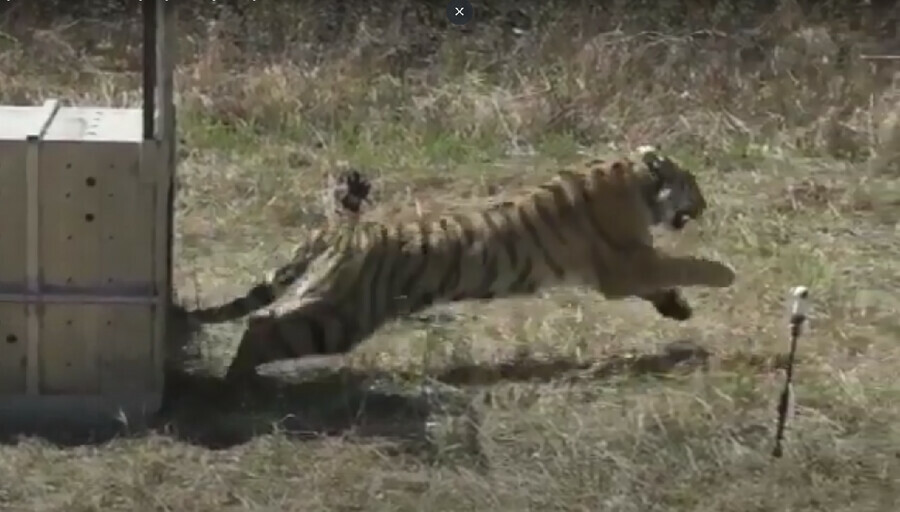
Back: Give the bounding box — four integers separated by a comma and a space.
24, 99, 61, 396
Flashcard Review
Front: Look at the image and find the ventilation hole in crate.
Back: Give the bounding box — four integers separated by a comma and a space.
65, 277, 73, 284
106, 277, 114, 284
85, 213, 95, 222
105, 320, 113, 327
5, 334, 17, 344
65, 163, 72, 169
65, 192, 71, 199
66, 361, 72, 368
107, 235, 115, 241
85, 177, 96, 187
66, 235, 72, 241
107, 192, 115, 198
65, 319, 73, 326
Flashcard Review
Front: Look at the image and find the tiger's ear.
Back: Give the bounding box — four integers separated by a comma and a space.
636, 145, 662, 173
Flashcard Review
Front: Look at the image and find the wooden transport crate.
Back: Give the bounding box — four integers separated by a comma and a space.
0, 100, 170, 425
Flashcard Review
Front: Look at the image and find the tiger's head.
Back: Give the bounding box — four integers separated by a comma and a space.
637, 146, 708, 231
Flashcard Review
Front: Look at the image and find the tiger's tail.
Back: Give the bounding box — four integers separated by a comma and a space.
186, 169, 373, 325
187, 259, 314, 324
186, 228, 347, 324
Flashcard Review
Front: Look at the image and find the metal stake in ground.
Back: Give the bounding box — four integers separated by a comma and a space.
772, 286, 810, 458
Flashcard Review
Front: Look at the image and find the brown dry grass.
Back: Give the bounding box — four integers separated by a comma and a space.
2, 1, 900, 510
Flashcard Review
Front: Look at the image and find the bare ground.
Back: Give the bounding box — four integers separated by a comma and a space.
1, 2, 899, 511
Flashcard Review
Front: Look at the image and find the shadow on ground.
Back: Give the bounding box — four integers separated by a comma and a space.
0, 339, 789, 450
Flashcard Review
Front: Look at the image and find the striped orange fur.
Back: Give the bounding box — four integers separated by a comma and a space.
185, 148, 736, 382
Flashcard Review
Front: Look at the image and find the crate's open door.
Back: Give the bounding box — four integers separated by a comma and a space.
144, 0, 178, 411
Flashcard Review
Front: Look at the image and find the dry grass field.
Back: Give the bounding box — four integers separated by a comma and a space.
1, 1, 900, 510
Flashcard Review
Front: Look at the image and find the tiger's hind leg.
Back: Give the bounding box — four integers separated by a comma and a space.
224, 314, 280, 384
224, 300, 361, 384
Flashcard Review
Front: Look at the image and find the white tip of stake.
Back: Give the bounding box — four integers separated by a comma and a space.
790, 286, 810, 320
791, 286, 809, 299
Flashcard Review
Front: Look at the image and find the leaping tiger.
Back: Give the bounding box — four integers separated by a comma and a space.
176, 147, 736, 382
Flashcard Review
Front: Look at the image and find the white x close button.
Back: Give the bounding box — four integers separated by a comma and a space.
446, 0, 474, 26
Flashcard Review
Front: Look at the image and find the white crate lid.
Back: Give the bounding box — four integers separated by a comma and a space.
0, 103, 145, 143
0, 105, 57, 141
44, 107, 144, 143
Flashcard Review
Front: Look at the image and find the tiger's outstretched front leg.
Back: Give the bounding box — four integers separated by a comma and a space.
616, 247, 736, 296
600, 247, 735, 318
634, 257, 731, 320
643, 253, 736, 291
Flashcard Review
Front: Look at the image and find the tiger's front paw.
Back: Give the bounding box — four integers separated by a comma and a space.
707, 261, 736, 287
652, 289, 693, 321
